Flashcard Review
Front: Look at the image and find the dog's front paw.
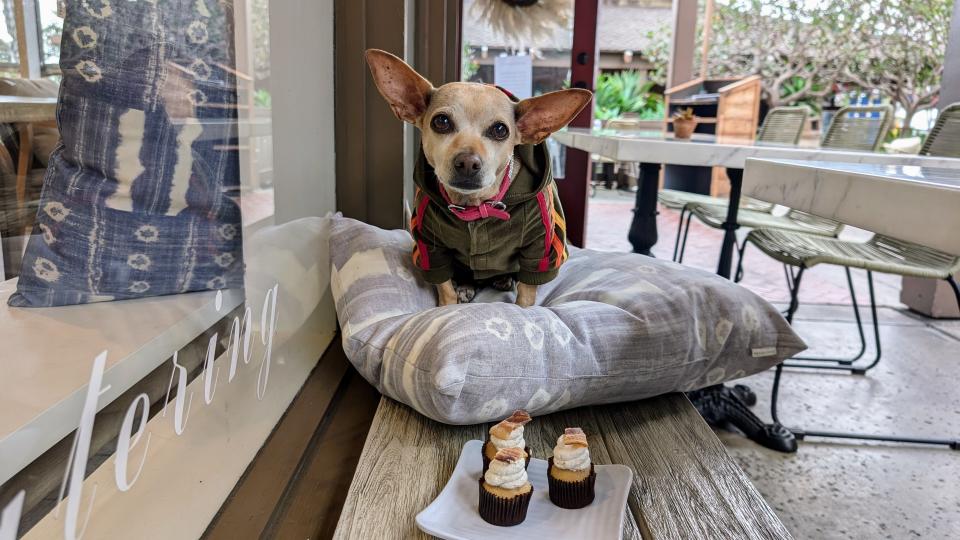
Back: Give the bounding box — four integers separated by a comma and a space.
490, 276, 515, 292
515, 282, 537, 308
455, 283, 477, 303
436, 280, 459, 306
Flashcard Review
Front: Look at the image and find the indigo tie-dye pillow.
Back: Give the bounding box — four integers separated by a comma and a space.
9, 0, 242, 307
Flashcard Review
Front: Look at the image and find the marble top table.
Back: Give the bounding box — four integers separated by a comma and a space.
744, 159, 960, 256
555, 128, 960, 453
0, 96, 57, 124
553, 128, 960, 278
553, 128, 960, 169
0, 96, 58, 204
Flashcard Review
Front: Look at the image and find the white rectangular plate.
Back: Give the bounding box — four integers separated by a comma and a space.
416, 439, 634, 539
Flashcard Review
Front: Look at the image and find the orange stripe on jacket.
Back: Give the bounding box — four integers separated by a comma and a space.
535, 190, 552, 272
551, 233, 567, 268
546, 185, 568, 268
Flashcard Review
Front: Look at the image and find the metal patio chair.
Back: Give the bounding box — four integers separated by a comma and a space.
591, 117, 645, 195
659, 106, 808, 261
676, 105, 894, 267
744, 102, 960, 449
760, 232, 960, 448
739, 102, 959, 372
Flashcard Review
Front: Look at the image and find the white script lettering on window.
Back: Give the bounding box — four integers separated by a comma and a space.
0, 285, 280, 540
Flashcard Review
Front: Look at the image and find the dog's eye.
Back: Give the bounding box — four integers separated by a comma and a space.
431, 114, 453, 134
487, 122, 509, 141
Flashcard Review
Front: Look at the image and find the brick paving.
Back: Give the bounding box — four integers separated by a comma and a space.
584, 189, 903, 307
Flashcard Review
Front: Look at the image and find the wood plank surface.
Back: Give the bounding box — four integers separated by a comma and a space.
334, 395, 791, 540
332, 398, 485, 540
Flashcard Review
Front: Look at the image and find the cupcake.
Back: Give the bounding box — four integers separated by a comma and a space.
478, 447, 533, 526
547, 427, 596, 509
482, 409, 531, 473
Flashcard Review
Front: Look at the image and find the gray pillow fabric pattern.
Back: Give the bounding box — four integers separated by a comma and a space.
330, 216, 807, 425
10, 0, 242, 307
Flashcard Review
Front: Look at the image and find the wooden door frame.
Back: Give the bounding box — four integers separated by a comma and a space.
334, 0, 407, 230
334, 0, 461, 231
414, 1, 461, 85
558, 0, 599, 248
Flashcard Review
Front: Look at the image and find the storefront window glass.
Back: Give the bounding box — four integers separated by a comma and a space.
1, 1, 336, 537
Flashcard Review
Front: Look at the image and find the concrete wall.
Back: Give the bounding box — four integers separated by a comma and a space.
941, 1, 960, 107
271, 0, 337, 224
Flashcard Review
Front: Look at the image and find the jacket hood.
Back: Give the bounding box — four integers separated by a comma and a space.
413, 141, 555, 207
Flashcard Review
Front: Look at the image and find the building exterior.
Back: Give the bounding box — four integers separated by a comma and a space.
463, 0, 672, 93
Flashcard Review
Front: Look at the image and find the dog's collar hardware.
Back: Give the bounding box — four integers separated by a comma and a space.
438, 158, 514, 222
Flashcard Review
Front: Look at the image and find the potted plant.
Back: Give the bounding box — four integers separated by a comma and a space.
672, 108, 698, 139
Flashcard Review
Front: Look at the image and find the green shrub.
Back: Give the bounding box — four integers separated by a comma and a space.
593, 70, 664, 121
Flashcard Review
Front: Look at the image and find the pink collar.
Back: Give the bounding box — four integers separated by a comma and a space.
438, 159, 514, 222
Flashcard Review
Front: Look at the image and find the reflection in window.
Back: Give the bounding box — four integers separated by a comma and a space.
0, 0, 20, 75
37, 0, 63, 71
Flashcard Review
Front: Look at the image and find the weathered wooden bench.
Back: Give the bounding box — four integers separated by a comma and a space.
334, 394, 792, 539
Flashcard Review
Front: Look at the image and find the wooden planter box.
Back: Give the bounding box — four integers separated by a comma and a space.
663, 75, 763, 197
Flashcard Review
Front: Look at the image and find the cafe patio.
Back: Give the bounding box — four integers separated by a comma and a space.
0, 1, 958, 539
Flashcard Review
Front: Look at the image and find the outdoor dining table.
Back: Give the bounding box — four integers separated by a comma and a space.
551, 128, 960, 279
0, 95, 58, 206
742, 159, 960, 256
552, 127, 960, 452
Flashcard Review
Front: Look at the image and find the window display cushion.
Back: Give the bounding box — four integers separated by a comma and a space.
329, 216, 807, 425
9, 0, 242, 307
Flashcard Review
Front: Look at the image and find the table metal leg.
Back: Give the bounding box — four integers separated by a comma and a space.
686, 167, 798, 452
601, 161, 615, 190
716, 167, 743, 278
620, 161, 794, 452
627, 162, 661, 256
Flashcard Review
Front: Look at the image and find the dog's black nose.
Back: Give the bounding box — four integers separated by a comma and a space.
453, 153, 482, 176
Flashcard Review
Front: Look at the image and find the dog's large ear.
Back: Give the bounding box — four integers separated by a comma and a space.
515, 89, 593, 144
365, 49, 434, 124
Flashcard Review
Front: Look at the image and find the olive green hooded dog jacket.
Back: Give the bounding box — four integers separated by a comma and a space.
410, 142, 568, 286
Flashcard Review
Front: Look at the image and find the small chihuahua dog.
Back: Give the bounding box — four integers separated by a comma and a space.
365, 49, 591, 307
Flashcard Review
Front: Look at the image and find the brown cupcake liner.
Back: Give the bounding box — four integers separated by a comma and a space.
478, 478, 533, 526
481, 439, 530, 473
547, 457, 596, 509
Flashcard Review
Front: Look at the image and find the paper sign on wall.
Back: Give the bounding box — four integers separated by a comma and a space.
494, 55, 533, 100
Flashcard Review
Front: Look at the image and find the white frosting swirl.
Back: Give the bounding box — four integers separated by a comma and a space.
490, 425, 525, 451
484, 457, 529, 489
552, 435, 591, 471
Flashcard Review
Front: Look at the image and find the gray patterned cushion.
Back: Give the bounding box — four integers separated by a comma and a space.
330, 216, 806, 424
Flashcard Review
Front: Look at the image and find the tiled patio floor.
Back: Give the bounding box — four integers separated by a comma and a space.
586, 189, 960, 539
